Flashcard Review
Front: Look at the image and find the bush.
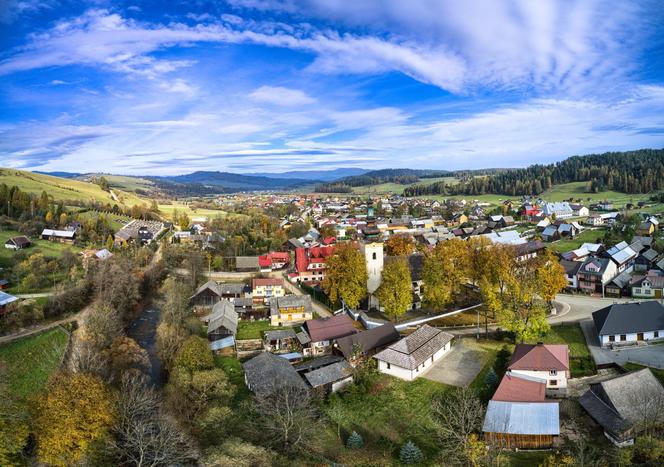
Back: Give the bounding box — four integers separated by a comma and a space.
346, 431, 364, 450
174, 336, 214, 372
399, 441, 423, 465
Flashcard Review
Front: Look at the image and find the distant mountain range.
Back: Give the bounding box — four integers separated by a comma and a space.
247, 167, 370, 181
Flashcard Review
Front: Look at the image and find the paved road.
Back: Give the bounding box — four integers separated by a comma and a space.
281, 278, 332, 318
549, 294, 632, 323
423, 339, 483, 387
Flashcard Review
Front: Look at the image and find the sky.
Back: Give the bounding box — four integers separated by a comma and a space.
1, 0, 664, 175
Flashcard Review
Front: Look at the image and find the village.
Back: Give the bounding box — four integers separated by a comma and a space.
4, 188, 664, 465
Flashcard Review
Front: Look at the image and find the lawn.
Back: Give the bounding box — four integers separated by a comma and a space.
0, 326, 70, 399
235, 320, 282, 340
158, 202, 243, 222
529, 323, 596, 377
214, 355, 251, 403
547, 228, 606, 254
0, 229, 83, 269
622, 362, 664, 386
0, 167, 147, 208
351, 176, 459, 195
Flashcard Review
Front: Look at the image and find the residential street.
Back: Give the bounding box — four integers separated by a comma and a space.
549, 293, 633, 323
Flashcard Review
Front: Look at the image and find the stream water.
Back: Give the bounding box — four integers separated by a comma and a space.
127, 304, 164, 386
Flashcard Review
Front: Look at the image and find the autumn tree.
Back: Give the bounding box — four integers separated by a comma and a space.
173, 336, 214, 373
161, 277, 192, 327
322, 242, 367, 309
385, 234, 415, 256
376, 258, 412, 321
422, 238, 468, 309
93, 256, 141, 318
32, 372, 116, 467
535, 249, 568, 308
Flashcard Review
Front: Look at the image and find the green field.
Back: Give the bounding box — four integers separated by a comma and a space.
84, 174, 156, 193
547, 228, 606, 254
0, 229, 82, 269
0, 168, 149, 208
235, 320, 282, 340
351, 176, 459, 195
0, 327, 70, 399
530, 323, 596, 377
158, 202, 242, 221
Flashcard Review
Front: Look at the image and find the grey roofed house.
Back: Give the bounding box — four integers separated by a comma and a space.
373, 324, 454, 370
217, 282, 249, 296
303, 360, 353, 388
242, 352, 308, 395
592, 301, 664, 337
270, 295, 313, 317
264, 329, 297, 341
606, 241, 629, 256
609, 246, 637, 266
607, 270, 636, 290
632, 236, 654, 248
579, 369, 664, 444
336, 323, 401, 359
560, 259, 582, 277
629, 240, 645, 254
191, 280, 223, 299
207, 299, 238, 337
483, 401, 560, 436
296, 330, 311, 345
294, 354, 344, 373
235, 256, 260, 271
641, 248, 660, 262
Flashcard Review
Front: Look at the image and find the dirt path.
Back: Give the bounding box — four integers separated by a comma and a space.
0, 304, 92, 345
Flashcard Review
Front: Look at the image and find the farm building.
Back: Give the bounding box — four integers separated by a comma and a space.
592, 301, 664, 347
4, 236, 31, 250
41, 229, 77, 244
483, 401, 560, 449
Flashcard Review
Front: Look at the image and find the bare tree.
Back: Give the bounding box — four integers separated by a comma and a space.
109, 373, 198, 466
251, 383, 323, 454
432, 387, 485, 463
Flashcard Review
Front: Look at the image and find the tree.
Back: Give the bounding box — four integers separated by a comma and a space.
375, 257, 412, 321
32, 372, 116, 467
322, 242, 367, 309
484, 367, 499, 389
432, 387, 484, 464
422, 238, 468, 309
384, 234, 414, 256
161, 277, 191, 327
535, 249, 567, 308
346, 431, 364, 450
173, 336, 214, 373
201, 438, 274, 467
106, 234, 115, 251
83, 304, 124, 351
94, 256, 141, 318
156, 322, 188, 371
178, 212, 190, 231
400, 441, 423, 464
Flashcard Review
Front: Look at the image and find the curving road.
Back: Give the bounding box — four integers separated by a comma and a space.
549, 293, 633, 324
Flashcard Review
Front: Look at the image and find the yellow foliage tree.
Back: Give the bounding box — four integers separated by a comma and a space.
422, 238, 468, 309
376, 258, 412, 321
384, 234, 415, 256
322, 242, 367, 309
32, 372, 116, 467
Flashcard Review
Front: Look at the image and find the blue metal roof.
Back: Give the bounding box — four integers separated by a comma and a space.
277, 352, 303, 361
0, 291, 18, 307
483, 401, 560, 435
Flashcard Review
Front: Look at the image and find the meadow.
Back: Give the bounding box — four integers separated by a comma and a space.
0, 229, 82, 269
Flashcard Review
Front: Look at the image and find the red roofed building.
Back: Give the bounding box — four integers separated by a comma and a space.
303, 314, 357, 356
508, 343, 570, 396
293, 245, 335, 283
492, 372, 547, 403
258, 251, 291, 271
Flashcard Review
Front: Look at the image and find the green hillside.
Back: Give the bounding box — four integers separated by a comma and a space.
0, 168, 148, 208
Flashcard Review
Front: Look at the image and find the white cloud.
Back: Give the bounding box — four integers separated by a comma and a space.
249, 86, 315, 106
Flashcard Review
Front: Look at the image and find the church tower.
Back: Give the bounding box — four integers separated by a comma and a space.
361, 242, 384, 309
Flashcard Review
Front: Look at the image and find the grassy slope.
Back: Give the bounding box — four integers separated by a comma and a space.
547, 229, 607, 254
351, 176, 459, 195
84, 174, 155, 192
0, 327, 69, 399
0, 229, 82, 269
0, 168, 148, 208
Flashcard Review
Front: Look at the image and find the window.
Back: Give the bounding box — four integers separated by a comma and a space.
655, 331, 660, 338
372, 252, 377, 260
549, 380, 557, 386
431, 356, 434, 363
609, 335, 615, 342
620, 335, 626, 341
386, 363, 390, 369
549, 370, 557, 376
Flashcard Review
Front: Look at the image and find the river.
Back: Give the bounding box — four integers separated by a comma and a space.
127, 303, 164, 386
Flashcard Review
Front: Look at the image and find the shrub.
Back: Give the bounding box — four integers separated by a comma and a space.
174, 336, 214, 372
346, 431, 364, 450
399, 441, 423, 465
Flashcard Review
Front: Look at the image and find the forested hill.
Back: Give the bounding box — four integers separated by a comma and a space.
315, 169, 452, 192
404, 149, 664, 197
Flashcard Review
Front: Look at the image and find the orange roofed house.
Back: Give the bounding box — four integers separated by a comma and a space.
508, 343, 570, 396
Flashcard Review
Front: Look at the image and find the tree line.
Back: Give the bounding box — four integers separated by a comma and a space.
404, 149, 664, 197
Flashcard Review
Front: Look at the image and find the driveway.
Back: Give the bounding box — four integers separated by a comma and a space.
423, 339, 484, 387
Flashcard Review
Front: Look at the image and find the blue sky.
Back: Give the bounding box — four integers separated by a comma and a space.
1, 0, 663, 175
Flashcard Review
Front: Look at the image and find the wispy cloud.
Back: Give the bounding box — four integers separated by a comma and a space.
249, 86, 315, 106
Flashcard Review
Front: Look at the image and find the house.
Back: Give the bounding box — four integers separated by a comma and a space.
605, 270, 639, 298
258, 251, 290, 271
4, 236, 31, 250
79, 248, 113, 269
508, 343, 570, 396
0, 291, 19, 314
114, 220, 164, 246
374, 325, 454, 381
207, 300, 238, 348
536, 217, 551, 230
482, 230, 526, 246
251, 278, 285, 304
542, 202, 573, 219
579, 369, 664, 446
301, 359, 353, 395
570, 204, 590, 217
635, 221, 656, 236
0, 279, 9, 290
515, 240, 546, 262
242, 352, 308, 395
585, 215, 603, 226
541, 225, 560, 242
292, 245, 335, 283
577, 257, 618, 295
557, 222, 580, 238
632, 271, 664, 298
302, 314, 357, 356
263, 329, 298, 352
218, 283, 250, 299
607, 244, 637, 273
191, 280, 224, 307
270, 295, 314, 326
235, 256, 260, 272
592, 301, 664, 347
336, 323, 400, 363
635, 249, 660, 272
560, 260, 582, 289
41, 229, 77, 244
492, 372, 547, 403
482, 401, 560, 449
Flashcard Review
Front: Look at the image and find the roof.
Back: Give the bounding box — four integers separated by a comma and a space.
607, 241, 629, 256
608, 270, 636, 289
592, 301, 664, 336
641, 249, 660, 262
305, 314, 357, 342
270, 295, 313, 316
374, 325, 454, 370
207, 300, 238, 335
336, 323, 401, 359
236, 256, 260, 269
218, 283, 248, 295
41, 229, 76, 238
294, 354, 344, 372
303, 361, 353, 387
579, 369, 664, 436
492, 372, 547, 403
6, 236, 30, 247
610, 246, 637, 265
242, 352, 308, 394
483, 401, 560, 435
515, 240, 545, 256
0, 291, 18, 307
560, 259, 582, 276
295, 245, 335, 273
191, 280, 222, 298
252, 278, 284, 288
508, 343, 569, 371
264, 329, 297, 341
579, 257, 612, 275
